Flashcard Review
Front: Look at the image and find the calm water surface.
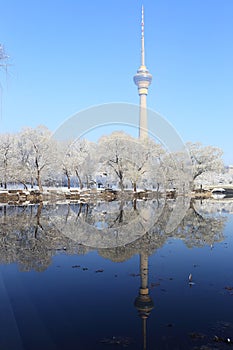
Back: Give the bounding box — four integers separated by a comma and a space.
0, 199, 233, 349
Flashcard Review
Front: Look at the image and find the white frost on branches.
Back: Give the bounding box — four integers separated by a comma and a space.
0, 127, 227, 192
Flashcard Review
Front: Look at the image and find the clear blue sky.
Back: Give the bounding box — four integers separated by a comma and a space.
0, 0, 232, 164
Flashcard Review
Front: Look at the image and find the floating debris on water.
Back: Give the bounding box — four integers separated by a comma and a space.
99, 336, 134, 347
189, 332, 206, 340
150, 282, 160, 288
165, 323, 174, 328
213, 335, 233, 344
224, 286, 233, 291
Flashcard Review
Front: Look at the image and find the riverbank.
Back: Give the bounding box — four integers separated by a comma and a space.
0, 187, 212, 205
0, 188, 158, 205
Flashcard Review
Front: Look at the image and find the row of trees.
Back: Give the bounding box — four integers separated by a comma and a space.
0, 125, 224, 192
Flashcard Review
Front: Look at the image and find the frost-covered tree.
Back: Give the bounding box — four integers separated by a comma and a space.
160, 150, 193, 193
97, 132, 135, 191
194, 170, 233, 188
186, 142, 224, 183
13, 133, 35, 188
71, 139, 96, 189
16, 126, 58, 191
57, 140, 74, 189
97, 132, 164, 191
124, 138, 164, 191
0, 134, 15, 188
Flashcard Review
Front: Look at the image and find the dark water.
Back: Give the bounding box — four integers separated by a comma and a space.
0, 199, 233, 349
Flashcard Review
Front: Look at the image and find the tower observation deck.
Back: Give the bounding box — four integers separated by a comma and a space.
133, 6, 152, 140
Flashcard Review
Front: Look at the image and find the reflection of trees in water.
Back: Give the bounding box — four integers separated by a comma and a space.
70, 200, 160, 229
0, 198, 227, 271
172, 201, 226, 248
48, 199, 166, 249
99, 200, 226, 262
0, 204, 89, 271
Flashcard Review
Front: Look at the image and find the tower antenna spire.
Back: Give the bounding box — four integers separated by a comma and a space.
141, 5, 145, 67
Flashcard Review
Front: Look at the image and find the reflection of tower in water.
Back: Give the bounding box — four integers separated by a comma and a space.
134, 252, 154, 350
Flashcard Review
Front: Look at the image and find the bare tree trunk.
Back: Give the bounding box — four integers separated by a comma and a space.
21, 182, 28, 190
119, 170, 124, 191
36, 169, 43, 192
119, 179, 124, 191
86, 175, 90, 189
4, 167, 7, 189
133, 181, 137, 192
75, 170, 83, 190
64, 170, 71, 189
67, 176, 71, 189
4, 159, 8, 189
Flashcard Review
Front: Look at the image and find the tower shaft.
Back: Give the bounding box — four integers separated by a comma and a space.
140, 252, 149, 293
139, 97, 148, 140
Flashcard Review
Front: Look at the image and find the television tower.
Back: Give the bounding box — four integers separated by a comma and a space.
134, 6, 152, 140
